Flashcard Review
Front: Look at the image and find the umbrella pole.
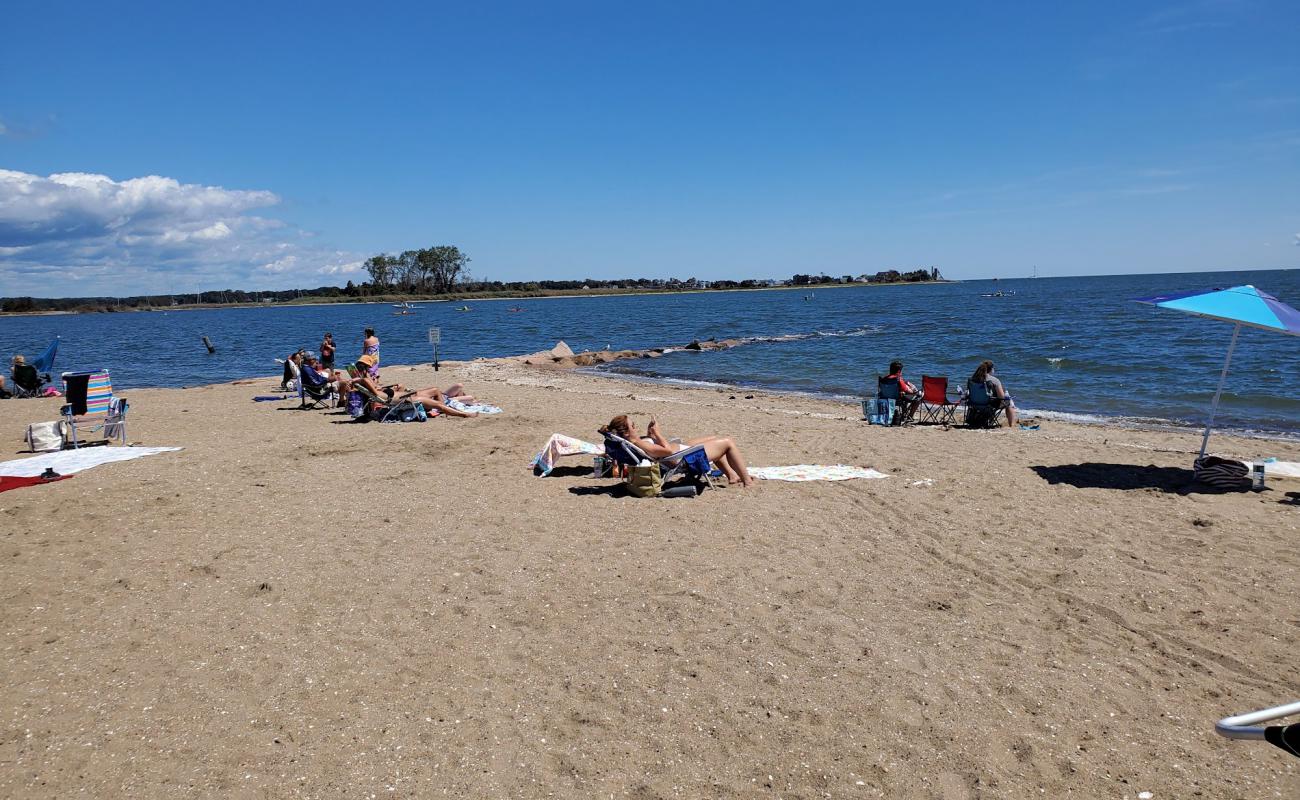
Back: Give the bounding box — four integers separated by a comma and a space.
1199, 323, 1241, 461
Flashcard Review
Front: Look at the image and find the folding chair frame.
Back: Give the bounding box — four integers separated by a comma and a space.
11, 365, 50, 399
299, 380, 333, 410
917, 375, 960, 426
602, 432, 720, 490
1216, 700, 1300, 741
61, 369, 128, 448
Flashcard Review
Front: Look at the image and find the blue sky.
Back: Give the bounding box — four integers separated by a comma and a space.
1, 1, 1298, 295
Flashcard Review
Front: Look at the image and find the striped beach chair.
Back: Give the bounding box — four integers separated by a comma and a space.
61, 370, 128, 447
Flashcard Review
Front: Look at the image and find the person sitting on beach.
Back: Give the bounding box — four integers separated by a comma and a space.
280, 350, 305, 391
341, 360, 478, 418
599, 414, 754, 487
301, 357, 344, 405
884, 360, 922, 421
970, 359, 1017, 428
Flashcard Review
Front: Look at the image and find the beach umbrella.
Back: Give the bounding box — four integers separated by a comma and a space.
29, 337, 59, 373
1133, 284, 1300, 460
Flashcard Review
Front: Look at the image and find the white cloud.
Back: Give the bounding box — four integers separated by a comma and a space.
0, 169, 363, 295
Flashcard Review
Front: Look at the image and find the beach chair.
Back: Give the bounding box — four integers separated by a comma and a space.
601, 431, 718, 492
297, 364, 334, 409
61, 370, 127, 447
11, 363, 50, 399
347, 383, 388, 421
347, 382, 424, 422
876, 376, 914, 425
1216, 700, 1300, 759
917, 375, 960, 425
964, 380, 1003, 428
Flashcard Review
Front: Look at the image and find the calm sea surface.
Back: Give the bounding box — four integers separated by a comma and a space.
2, 269, 1297, 437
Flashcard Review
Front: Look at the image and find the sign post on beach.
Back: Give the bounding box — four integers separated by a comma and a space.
428, 327, 441, 371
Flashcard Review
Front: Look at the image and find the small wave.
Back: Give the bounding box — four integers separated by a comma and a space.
737, 325, 880, 345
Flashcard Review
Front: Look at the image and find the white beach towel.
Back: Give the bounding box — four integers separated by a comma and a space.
750, 465, 889, 482
1258, 461, 1300, 480
0, 446, 182, 478
446, 398, 502, 415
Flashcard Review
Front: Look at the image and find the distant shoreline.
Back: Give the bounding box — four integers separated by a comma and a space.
0, 279, 952, 316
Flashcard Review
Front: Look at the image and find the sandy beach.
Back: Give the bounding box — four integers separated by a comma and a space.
2, 359, 1297, 798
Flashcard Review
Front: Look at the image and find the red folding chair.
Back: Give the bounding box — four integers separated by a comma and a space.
918, 375, 960, 425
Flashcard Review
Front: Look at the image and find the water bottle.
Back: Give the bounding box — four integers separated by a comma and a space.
1251, 463, 1265, 491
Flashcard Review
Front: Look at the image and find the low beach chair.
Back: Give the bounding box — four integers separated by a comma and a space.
917, 375, 960, 425
601, 431, 718, 491
348, 383, 425, 422
964, 380, 1003, 428
876, 376, 914, 425
297, 365, 334, 409
1216, 699, 1300, 760
61, 370, 127, 447
11, 363, 50, 399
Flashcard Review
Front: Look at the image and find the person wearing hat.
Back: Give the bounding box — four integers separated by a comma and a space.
340, 356, 478, 418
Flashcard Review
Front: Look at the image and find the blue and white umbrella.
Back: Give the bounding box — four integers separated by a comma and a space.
1134, 284, 1300, 460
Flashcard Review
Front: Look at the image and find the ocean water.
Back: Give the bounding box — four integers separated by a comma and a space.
2, 269, 1297, 437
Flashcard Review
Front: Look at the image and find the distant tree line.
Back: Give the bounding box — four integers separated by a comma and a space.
792, 267, 940, 285
1, 246, 946, 312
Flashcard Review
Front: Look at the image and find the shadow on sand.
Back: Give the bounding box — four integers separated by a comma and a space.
539, 465, 595, 479
1030, 462, 1243, 494
567, 484, 624, 497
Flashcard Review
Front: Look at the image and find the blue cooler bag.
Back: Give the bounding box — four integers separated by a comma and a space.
867, 398, 895, 425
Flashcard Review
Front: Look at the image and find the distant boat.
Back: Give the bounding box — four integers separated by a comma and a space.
391, 301, 418, 310
981, 278, 1015, 298
455, 306, 472, 312
508, 306, 526, 313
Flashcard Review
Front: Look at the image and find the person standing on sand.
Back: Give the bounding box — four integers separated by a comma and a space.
971, 360, 1017, 428
361, 328, 380, 380
320, 333, 336, 371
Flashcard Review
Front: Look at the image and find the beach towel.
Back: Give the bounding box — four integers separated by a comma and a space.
1257, 460, 1300, 480
0, 474, 73, 494
0, 446, 182, 478
750, 465, 889, 481
532, 433, 602, 476
447, 398, 502, 415
252, 395, 287, 402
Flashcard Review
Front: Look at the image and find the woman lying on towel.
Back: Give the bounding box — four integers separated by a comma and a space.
600, 414, 754, 487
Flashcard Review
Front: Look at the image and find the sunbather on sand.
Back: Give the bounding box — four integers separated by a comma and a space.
341, 366, 479, 418
401, 384, 476, 404
600, 414, 754, 487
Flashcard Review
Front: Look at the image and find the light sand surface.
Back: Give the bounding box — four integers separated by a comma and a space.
2, 360, 1298, 798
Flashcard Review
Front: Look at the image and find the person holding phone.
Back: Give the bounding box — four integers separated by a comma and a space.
599, 414, 754, 487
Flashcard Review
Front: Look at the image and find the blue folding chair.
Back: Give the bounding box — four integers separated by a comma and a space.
964, 380, 1004, 428
601, 431, 720, 491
